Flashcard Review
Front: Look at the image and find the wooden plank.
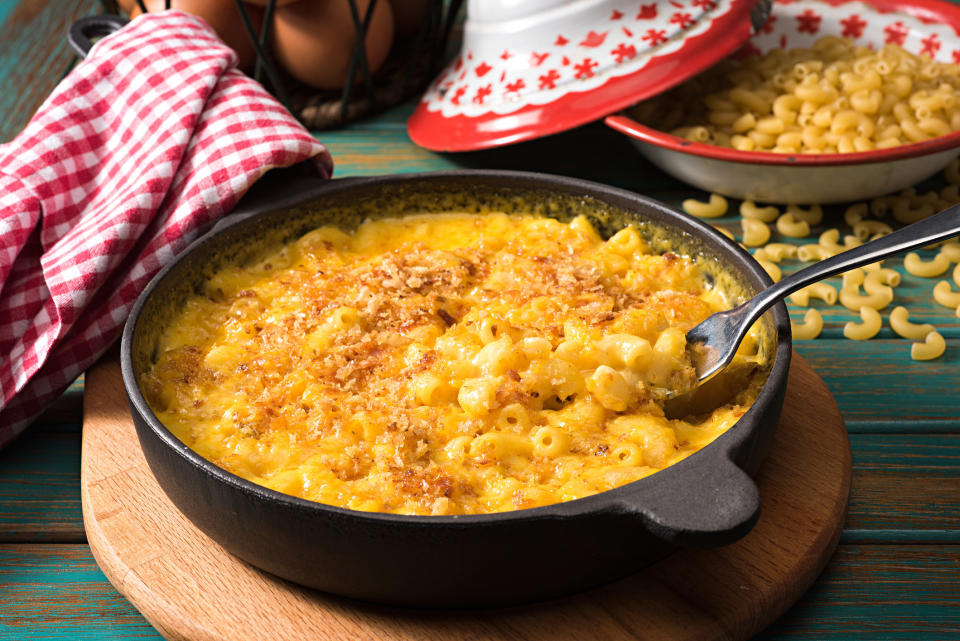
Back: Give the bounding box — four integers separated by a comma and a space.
0, 0, 101, 142
844, 435, 960, 542
756, 546, 960, 640
0, 544, 160, 640
793, 340, 960, 423
1, 544, 957, 641
0, 432, 84, 543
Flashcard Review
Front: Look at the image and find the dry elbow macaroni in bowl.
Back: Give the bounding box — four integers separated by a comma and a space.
141, 212, 768, 516
631, 36, 960, 153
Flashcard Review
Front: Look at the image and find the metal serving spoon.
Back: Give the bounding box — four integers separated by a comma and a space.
686, 202, 960, 390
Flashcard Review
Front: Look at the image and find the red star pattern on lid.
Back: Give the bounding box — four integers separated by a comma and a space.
573, 58, 598, 78
504, 78, 526, 94
636, 4, 657, 19
472, 84, 491, 104
555, 35, 569, 46
538, 69, 560, 90
641, 28, 668, 45
670, 12, 695, 28
531, 51, 549, 66
796, 9, 821, 34
580, 31, 608, 47
760, 14, 776, 34
610, 9, 623, 20
475, 62, 492, 77
921, 33, 941, 57
884, 21, 908, 45
611, 43, 637, 62
840, 14, 866, 38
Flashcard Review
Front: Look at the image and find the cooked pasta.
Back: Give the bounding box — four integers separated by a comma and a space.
141, 212, 768, 515
632, 37, 960, 153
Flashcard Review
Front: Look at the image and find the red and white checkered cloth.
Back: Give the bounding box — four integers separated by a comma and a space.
0, 10, 333, 448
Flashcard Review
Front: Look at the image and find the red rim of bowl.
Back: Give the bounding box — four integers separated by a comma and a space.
605, 113, 960, 166
605, 0, 960, 166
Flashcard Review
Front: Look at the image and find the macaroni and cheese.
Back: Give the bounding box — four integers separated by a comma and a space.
141, 213, 767, 515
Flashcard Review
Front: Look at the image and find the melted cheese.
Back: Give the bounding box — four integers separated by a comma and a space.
142, 213, 766, 515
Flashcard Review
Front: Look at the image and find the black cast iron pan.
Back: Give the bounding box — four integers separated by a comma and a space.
120, 169, 792, 607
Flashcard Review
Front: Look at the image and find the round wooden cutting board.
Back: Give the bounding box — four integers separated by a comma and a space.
80, 351, 850, 641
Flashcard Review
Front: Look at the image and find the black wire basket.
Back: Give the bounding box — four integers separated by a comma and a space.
97, 0, 461, 129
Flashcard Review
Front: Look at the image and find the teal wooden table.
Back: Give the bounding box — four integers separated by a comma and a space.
1, 2, 959, 639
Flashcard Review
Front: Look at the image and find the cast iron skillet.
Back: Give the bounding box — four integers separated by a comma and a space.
121, 170, 792, 607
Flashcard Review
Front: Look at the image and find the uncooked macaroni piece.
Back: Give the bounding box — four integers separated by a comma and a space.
631, 37, 960, 153
788, 282, 837, 307
840, 284, 893, 311
933, 280, 960, 308
776, 213, 810, 238
791, 308, 823, 340
740, 201, 780, 222
889, 306, 935, 340
682, 194, 728, 218
911, 330, 946, 360
904, 252, 951, 277
741, 218, 771, 246
141, 213, 768, 516
844, 306, 882, 340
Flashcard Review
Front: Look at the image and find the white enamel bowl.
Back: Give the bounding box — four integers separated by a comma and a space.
606, 0, 960, 204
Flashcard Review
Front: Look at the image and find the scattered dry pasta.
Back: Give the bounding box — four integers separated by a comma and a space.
840, 284, 893, 311
632, 37, 960, 153
932, 280, 960, 308
889, 306, 935, 339
741, 218, 771, 246
683, 194, 728, 218
740, 201, 780, 222
791, 308, 823, 339
844, 306, 882, 340
904, 252, 951, 277
789, 282, 838, 306
911, 330, 946, 360
777, 213, 810, 238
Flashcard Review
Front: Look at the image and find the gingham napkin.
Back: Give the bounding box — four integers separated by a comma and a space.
0, 11, 333, 448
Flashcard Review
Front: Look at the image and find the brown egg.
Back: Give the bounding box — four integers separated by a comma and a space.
129, 0, 264, 71
273, 0, 394, 90
388, 0, 429, 39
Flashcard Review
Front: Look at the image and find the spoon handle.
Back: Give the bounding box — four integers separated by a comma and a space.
748, 202, 960, 316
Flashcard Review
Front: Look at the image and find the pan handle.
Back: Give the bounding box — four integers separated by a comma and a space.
69, 14, 129, 59
617, 454, 761, 547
